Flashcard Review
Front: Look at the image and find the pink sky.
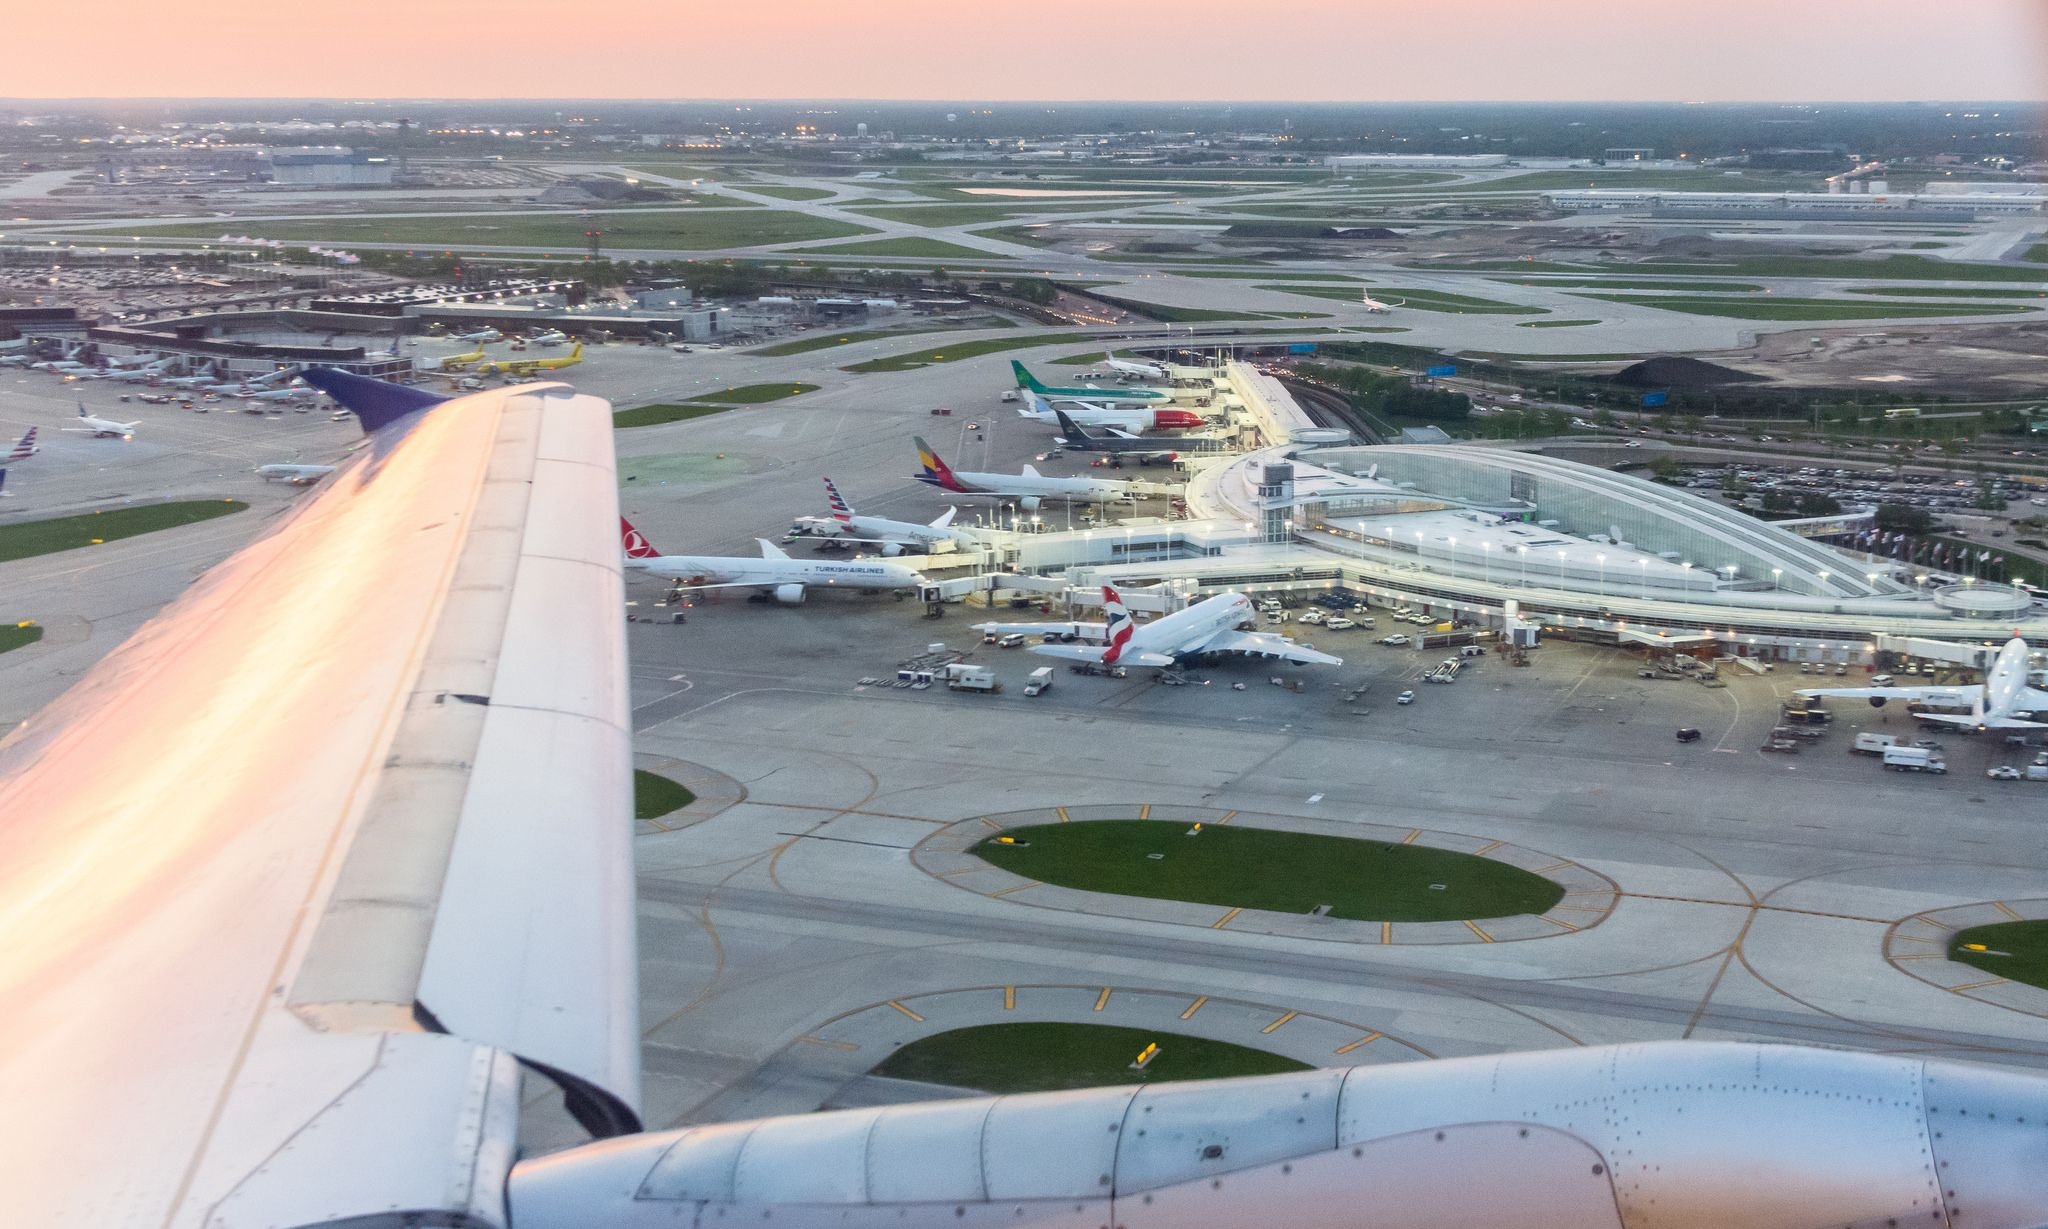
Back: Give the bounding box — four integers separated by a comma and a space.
7, 0, 2046, 101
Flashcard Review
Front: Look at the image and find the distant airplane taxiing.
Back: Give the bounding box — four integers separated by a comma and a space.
64, 404, 139, 439
255, 463, 337, 485
1360, 287, 1399, 312
974, 582, 1342, 669
621, 516, 925, 604
912, 435, 1136, 511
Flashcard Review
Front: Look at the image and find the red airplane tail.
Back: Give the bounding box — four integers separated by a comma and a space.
620, 517, 661, 559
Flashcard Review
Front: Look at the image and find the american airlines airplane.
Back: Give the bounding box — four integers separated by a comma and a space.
6, 426, 38, 462
63, 404, 140, 438
801, 477, 982, 555
622, 516, 925, 603
1797, 635, 2046, 730
976, 582, 1342, 668
912, 435, 1137, 511
3, 368, 2048, 1228
1017, 392, 1206, 432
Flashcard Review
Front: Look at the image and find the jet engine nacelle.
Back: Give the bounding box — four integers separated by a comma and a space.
774, 583, 807, 605
1870, 696, 1888, 708
1019, 496, 1041, 513
879, 542, 904, 557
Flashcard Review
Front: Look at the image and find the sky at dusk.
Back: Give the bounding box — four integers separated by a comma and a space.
6, 0, 2046, 102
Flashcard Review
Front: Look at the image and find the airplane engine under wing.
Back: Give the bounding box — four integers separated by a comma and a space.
511, 1042, 2048, 1229
775, 582, 808, 604
0, 381, 638, 1228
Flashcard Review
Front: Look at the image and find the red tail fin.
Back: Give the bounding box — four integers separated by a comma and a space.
620, 517, 660, 559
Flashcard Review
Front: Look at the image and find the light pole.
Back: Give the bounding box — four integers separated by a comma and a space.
1637, 558, 1647, 599
1596, 552, 1606, 601
1556, 549, 1566, 586
1481, 541, 1490, 586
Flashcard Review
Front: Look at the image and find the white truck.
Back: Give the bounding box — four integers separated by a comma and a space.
1853, 732, 1901, 756
1023, 667, 1055, 696
1882, 746, 1947, 774
943, 663, 1000, 693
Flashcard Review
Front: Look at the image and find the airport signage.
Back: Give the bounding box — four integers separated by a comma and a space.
1642, 391, 1669, 407
1288, 343, 1318, 354
1425, 365, 1457, 377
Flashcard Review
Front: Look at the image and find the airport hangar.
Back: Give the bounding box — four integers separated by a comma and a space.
921, 361, 2045, 664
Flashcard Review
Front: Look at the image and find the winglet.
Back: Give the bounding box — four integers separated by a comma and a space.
300, 367, 447, 433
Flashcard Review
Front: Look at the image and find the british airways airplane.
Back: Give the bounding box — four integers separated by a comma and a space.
1, 369, 2044, 1229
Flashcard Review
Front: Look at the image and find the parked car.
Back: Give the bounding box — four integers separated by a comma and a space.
1987, 765, 2022, 781
1326, 617, 1355, 631
1396, 691, 1415, 705
1675, 728, 1702, 743
1380, 634, 1410, 646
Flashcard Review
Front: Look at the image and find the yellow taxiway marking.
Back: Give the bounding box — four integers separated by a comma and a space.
1217, 810, 1238, 825
1003, 986, 1015, 1010
797, 1035, 859, 1051
1993, 900, 2024, 920
1893, 934, 1946, 946
1949, 978, 2009, 992
991, 881, 1039, 898
1463, 919, 1495, 943
1212, 907, 1243, 929
938, 865, 989, 877
1401, 829, 1422, 845
1180, 995, 1208, 1020
887, 1000, 925, 1022
1891, 952, 1945, 960
1335, 1032, 1382, 1055
1056, 806, 1070, 823
1139, 804, 1151, 820
1537, 914, 1580, 932
979, 817, 1001, 830
1093, 987, 1112, 1012
1551, 903, 1611, 914
1473, 840, 1503, 856
1262, 1011, 1298, 1035
1531, 861, 1572, 874
1380, 922, 1392, 945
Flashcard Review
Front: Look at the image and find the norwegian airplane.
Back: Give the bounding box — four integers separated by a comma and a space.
621, 516, 924, 603
975, 582, 1342, 669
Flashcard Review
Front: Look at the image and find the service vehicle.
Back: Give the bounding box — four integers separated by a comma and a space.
1326, 617, 1356, 631
1022, 666, 1055, 696
1853, 733, 1901, 756
943, 663, 1000, 693
1882, 746, 1947, 774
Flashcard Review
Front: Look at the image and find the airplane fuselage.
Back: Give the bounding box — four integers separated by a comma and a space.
919, 468, 1130, 504
630, 555, 921, 589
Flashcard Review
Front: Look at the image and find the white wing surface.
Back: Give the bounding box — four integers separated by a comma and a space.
1197, 629, 1345, 667
0, 381, 637, 1228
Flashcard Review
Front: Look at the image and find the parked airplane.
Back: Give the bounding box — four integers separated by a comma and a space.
529, 329, 569, 347
1010, 360, 1171, 405
1797, 636, 2046, 730
912, 435, 1136, 511
797, 477, 980, 555
6, 427, 38, 463
239, 386, 315, 403
8, 365, 2048, 1229
1103, 352, 1170, 380
621, 516, 924, 603
975, 582, 1342, 668
102, 364, 171, 383
1017, 392, 1206, 432
452, 326, 503, 342
1050, 408, 1182, 462
31, 359, 89, 373
160, 374, 217, 389
255, 463, 337, 485
427, 344, 487, 372
477, 342, 583, 377
63, 405, 139, 439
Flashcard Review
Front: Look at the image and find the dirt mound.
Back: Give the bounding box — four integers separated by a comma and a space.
1610, 355, 1770, 388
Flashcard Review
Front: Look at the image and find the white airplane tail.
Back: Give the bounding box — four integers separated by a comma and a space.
929, 507, 957, 529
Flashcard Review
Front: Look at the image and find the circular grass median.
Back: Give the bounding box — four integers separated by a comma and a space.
873, 1022, 1309, 1093
973, 820, 1564, 923
1950, 920, 2048, 991
633, 769, 696, 820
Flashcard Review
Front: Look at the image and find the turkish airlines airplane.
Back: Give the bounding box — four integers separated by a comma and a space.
912, 435, 1136, 511
621, 516, 924, 603
1797, 635, 2046, 729
976, 583, 1342, 669
2, 368, 2047, 1229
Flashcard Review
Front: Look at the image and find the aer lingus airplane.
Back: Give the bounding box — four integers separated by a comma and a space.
975, 582, 1342, 669
6, 365, 2048, 1229
621, 516, 924, 603
1796, 635, 2046, 730
1010, 359, 1172, 404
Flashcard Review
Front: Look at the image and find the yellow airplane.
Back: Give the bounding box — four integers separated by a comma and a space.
434, 344, 487, 372
477, 341, 582, 377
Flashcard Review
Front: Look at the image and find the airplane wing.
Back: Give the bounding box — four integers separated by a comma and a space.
0, 377, 638, 1227
1795, 685, 1976, 706
972, 619, 1108, 642
1195, 629, 1344, 667
1919, 712, 2048, 730
1026, 642, 1176, 668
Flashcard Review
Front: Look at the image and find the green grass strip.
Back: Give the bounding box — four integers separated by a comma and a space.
612, 404, 734, 428
0, 622, 44, 654
873, 1022, 1309, 1094
1576, 294, 2036, 321
975, 820, 1564, 922
690, 382, 820, 404
634, 769, 697, 819
1951, 920, 2048, 991
0, 500, 248, 563
843, 333, 1084, 373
